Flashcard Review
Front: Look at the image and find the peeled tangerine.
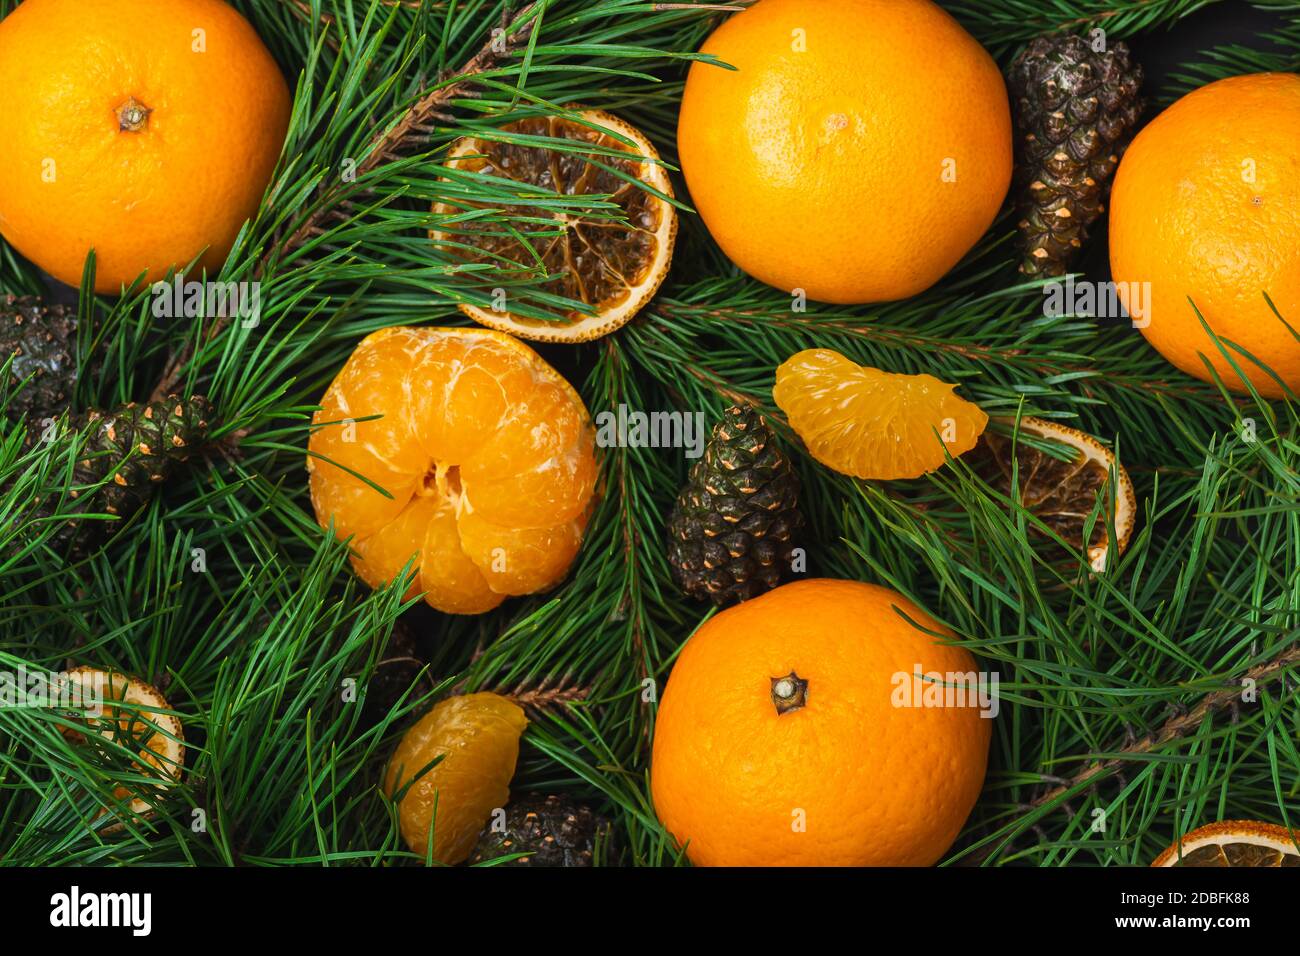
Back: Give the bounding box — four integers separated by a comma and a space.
308, 327, 598, 614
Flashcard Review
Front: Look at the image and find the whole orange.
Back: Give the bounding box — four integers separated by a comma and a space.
0, 0, 290, 293
676, 0, 1011, 304
1110, 73, 1300, 398
651, 578, 991, 866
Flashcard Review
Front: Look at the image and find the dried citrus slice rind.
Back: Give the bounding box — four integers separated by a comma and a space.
431, 108, 677, 343
772, 348, 988, 480
973, 416, 1135, 573
1151, 820, 1300, 867
59, 666, 184, 824
307, 326, 598, 614
384, 693, 528, 864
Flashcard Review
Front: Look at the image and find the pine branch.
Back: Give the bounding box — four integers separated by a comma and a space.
652, 2, 747, 9
497, 675, 592, 715
273, 1, 540, 267
649, 286, 1222, 407
945, 0, 1228, 55
1156, 13, 1300, 103
286, 0, 433, 26
1042, 644, 1300, 804
965, 642, 1300, 863
0, 237, 46, 298
150, 1, 545, 403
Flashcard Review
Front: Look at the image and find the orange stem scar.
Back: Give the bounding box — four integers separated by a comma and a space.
115, 96, 151, 132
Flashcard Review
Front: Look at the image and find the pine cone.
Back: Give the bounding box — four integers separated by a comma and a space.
25, 393, 214, 553
666, 405, 803, 607
1, 295, 78, 425
1008, 36, 1144, 276
469, 794, 607, 867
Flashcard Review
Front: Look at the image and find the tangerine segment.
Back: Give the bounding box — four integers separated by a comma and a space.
773, 349, 988, 480
307, 328, 436, 540
407, 332, 535, 463
351, 495, 436, 602
319, 327, 431, 476
460, 383, 597, 527
419, 497, 505, 616
457, 504, 590, 595
308, 327, 597, 614
385, 693, 527, 864
308, 465, 414, 544
431, 109, 677, 343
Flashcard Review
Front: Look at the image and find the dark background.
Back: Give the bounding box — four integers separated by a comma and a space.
1131, 0, 1284, 81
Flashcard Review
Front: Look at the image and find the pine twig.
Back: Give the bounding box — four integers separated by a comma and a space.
652, 2, 748, 9
651, 301, 1216, 403
601, 339, 654, 693
286, 0, 433, 30
499, 675, 591, 716
149, 2, 539, 404
274, 0, 539, 266
1036, 644, 1300, 807
679, 359, 761, 411
968, 642, 1300, 863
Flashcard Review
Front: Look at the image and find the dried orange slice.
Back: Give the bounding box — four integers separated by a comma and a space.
431, 108, 677, 343
384, 693, 528, 864
307, 327, 598, 614
974, 416, 1135, 573
1151, 820, 1300, 867
772, 348, 988, 480
59, 666, 184, 824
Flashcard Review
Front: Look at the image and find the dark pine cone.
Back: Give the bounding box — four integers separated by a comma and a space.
667, 405, 803, 607
24, 393, 215, 554
1, 295, 78, 425
470, 794, 607, 867
1008, 35, 1144, 276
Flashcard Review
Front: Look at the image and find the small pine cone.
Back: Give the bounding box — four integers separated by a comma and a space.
666, 405, 804, 607
1008, 36, 1145, 276
1, 295, 78, 425
25, 393, 215, 553
469, 794, 608, 867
